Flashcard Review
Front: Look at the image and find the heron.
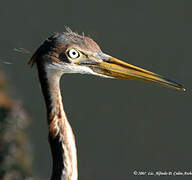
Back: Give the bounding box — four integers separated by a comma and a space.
28, 28, 185, 180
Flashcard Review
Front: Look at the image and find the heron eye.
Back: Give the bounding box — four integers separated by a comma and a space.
68, 49, 80, 59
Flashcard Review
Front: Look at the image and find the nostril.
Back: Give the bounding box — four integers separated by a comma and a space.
59, 53, 70, 63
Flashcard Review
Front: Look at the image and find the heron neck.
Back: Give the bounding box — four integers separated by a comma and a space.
37, 62, 78, 180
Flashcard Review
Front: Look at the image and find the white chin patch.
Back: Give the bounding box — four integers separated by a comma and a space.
45, 62, 112, 79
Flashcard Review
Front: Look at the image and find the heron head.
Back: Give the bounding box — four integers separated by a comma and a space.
29, 27, 185, 91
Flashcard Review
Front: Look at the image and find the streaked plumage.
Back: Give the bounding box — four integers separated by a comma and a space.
29, 28, 184, 180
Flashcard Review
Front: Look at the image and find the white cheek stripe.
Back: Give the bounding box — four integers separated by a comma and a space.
46, 62, 112, 79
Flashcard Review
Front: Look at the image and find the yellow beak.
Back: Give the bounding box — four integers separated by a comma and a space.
90, 56, 185, 91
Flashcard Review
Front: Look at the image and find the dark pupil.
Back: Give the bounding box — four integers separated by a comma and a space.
72, 51, 76, 55
59, 53, 70, 63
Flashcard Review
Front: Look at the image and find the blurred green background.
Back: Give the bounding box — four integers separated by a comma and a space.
0, 0, 191, 179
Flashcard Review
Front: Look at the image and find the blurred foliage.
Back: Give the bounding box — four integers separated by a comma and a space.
0, 72, 33, 180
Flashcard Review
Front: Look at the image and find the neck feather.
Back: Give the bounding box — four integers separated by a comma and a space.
37, 61, 78, 180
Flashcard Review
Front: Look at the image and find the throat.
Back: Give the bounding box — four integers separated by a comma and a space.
37, 62, 78, 180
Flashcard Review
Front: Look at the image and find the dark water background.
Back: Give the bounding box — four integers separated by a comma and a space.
0, 0, 192, 179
